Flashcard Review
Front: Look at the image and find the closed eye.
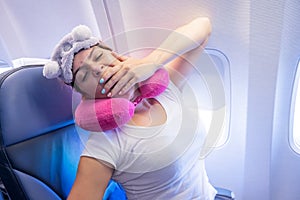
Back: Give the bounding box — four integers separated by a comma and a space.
95, 52, 103, 62
76, 65, 90, 82
91, 48, 103, 62
82, 70, 89, 82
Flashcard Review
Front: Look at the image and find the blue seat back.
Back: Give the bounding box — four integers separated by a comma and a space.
0, 65, 83, 199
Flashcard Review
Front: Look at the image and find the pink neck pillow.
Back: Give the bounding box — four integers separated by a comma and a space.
75, 68, 169, 131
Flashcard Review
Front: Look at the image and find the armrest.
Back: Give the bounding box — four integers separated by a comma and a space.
215, 187, 235, 200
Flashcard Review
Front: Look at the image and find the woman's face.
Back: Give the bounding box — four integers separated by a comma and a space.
72, 45, 136, 100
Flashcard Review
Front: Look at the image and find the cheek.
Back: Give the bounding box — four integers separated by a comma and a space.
86, 81, 109, 99
76, 79, 100, 98
87, 84, 100, 96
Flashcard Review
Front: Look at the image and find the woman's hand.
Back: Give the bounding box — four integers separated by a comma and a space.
100, 52, 162, 97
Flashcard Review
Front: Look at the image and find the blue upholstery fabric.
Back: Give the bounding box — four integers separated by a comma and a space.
0, 66, 77, 146
5, 125, 84, 199
103, 180, 126, 200
0, 65, 84, 199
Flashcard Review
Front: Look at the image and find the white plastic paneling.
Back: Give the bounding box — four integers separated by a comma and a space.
0, 0, 100, 59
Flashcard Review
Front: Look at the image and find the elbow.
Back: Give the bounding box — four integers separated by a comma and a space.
203, 17, 212, 36
194, 17, 212, 34
194, 17, 212, 46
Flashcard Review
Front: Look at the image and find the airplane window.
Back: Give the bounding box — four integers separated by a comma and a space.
202, 49, 230, 148
290, 59, 300, 152
183, 48, 231, 150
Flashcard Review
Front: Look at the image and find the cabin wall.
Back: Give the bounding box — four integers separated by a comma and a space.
0, 0, 100, 61
271, 0, 300, 199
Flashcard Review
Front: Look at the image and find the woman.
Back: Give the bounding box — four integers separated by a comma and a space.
44, 17, 215, 200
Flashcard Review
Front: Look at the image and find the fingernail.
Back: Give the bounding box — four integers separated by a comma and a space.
107, 92, 112, 97
118, 91, 122, 95
99, 78, 104, 84
101, 88, 106, 94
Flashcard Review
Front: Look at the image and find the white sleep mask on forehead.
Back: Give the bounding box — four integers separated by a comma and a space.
43, 25, 99, 84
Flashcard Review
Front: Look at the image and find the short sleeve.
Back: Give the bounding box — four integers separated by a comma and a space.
81, 131, 120, 169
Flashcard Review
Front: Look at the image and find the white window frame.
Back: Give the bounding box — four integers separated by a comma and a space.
290, 58, 300, 153
200, 48, 231, 148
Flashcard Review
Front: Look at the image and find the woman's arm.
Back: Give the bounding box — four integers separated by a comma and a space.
101, 17, 211, 97
144, 17, 211, 66
145, 17, 212, 90
67, 156, 113, 200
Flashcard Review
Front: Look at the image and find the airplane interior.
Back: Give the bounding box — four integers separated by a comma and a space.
0, 0, 300, 200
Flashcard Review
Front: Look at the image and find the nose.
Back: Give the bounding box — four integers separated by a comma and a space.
92, 70, 101, 77
92, 65, 105, 77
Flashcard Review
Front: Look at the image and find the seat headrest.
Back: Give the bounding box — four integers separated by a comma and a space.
0, 65, 80, 146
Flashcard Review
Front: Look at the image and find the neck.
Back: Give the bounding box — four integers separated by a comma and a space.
128, 98, 167, 127
135, 98, 152, 112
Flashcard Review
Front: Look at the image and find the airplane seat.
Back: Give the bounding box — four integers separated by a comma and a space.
0, 64, 234, 200
214, 187, 235, 200
0, 64, 83, 200
0, 65, 126, 200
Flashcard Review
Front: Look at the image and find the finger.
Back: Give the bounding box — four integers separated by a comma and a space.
110, 76, 136, 97
111, 52, 128, 62
109, 79, 128, 97
115, 78, 137, 96
100, 64, 122, 86
103, 67, 129, 96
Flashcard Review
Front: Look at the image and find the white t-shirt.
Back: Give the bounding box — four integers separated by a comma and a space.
81, 82, 217, 200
